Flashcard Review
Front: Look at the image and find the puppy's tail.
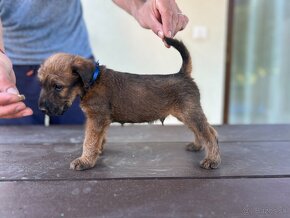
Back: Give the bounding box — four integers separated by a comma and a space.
164, 37, 192, 77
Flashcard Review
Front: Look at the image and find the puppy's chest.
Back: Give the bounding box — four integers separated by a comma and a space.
80, 91, 109, 113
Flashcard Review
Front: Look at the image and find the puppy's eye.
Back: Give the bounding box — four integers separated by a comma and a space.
54, 84, 64, 92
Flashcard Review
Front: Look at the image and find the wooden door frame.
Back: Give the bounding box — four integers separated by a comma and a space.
223, 0, 235, 124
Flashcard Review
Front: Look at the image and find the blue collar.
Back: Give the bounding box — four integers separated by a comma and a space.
89, 61, 100, 86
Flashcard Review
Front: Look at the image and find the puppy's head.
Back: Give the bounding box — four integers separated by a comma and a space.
38, 53, 95, 116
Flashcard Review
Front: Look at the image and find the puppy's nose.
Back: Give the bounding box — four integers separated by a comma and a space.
39, 106, 47, 114
38, 100, 48, 113
39, 107, 47, 114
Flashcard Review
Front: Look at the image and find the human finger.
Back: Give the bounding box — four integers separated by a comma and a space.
1, 107, 33, 119
0, 101, 26, 117
149, 15, 165, 39
159, 7, 174, 38
0, 92, 25, 105
173, 13, 189, 36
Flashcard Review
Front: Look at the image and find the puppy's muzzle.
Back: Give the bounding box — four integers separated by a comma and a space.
38, 99, 68, 116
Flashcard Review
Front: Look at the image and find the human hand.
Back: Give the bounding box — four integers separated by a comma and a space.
134, 0, 188, 46
0, 52, 33, 118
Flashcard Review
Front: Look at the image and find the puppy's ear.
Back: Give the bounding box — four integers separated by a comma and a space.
71, 56, 95, 89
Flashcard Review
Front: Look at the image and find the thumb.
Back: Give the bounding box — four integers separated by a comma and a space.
0, 68, 19, 94
0, 76, 19, 94
149, 16, 165, 39
6, 87, 20, 95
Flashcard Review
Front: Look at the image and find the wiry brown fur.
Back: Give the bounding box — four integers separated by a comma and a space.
38, 37, 221, 171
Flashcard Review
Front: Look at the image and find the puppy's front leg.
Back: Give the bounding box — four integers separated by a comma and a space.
70, 117, 110, 171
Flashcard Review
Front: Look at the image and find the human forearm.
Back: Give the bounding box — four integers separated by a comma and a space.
112, 0, 145, 17
112, 0, 188, 41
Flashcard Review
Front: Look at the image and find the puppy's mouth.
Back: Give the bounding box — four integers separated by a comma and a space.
39, 104, 70, 116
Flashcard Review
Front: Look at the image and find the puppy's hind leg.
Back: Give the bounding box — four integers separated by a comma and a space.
174, 109, 221, 169
198, 125, 221, 169
173, 111, 204, 152
70, 117, 110, 171
186, 134, 204, 152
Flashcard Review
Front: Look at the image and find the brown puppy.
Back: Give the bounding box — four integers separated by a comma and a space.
38, 38, 221, 171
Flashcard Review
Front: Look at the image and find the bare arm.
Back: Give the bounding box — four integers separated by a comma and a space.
112, 0, 188, 41
112, 0, 143, 16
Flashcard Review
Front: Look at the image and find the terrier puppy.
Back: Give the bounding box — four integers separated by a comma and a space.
38, 38, 221, 171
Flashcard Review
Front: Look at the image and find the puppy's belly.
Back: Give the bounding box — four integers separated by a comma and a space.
112, 114, 164, 124
111, 108, 166, 124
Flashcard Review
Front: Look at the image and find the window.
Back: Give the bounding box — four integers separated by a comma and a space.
227, 0, 290, 124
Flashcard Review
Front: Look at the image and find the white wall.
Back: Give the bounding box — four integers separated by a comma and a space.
81, 0, 228, 124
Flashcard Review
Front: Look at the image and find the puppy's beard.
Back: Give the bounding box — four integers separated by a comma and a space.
61, 104, 70, 114
45, 103, 71, 116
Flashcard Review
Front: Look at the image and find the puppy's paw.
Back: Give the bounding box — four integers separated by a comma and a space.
70, 157, 96, 171
200, 157, 221, 169
186, 142, 203, 152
